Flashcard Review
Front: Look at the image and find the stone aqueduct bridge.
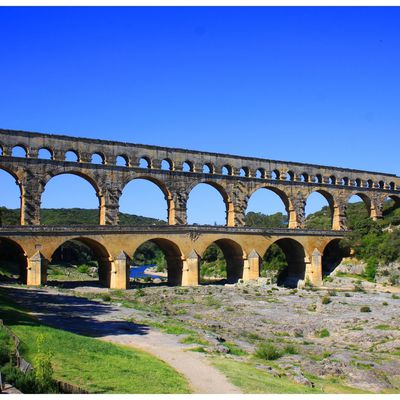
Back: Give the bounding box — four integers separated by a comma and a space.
0, 128, 399, 289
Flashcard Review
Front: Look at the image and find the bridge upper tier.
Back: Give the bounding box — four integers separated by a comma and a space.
0, 128, 399, 229
1, 128, 399, 185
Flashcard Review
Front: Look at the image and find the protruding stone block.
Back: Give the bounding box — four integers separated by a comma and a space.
182, 250, 199, 286
110, 251, 131, 290
243, 249, 260, 281
305, 248, 323, 286
27, 251, 47, 286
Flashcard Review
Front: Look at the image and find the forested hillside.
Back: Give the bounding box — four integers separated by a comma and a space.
0, 207, 166, 226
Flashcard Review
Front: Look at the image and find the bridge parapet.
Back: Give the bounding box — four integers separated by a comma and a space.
0, 224, 347, 237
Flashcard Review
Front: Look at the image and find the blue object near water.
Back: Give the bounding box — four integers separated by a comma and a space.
130, 264, 163, 279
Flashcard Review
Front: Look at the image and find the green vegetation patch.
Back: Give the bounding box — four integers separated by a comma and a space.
0, 289, 190, 394
315, 329, 330, 338
212, 358, 321, 394
255, 342, 283, 360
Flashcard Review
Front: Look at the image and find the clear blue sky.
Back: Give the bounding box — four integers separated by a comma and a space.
0, 7, 399, 224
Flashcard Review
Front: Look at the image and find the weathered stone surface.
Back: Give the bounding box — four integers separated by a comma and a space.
0, 128, 398, 229
0, 128, 399, 289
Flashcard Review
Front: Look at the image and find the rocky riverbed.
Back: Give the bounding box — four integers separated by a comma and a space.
68, 278, 400, 393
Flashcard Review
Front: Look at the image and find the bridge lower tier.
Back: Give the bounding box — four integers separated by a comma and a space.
0, 225, 346, 289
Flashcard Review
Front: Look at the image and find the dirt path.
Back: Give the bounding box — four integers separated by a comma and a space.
100, 330, 241, 394
3, 285, 241, 394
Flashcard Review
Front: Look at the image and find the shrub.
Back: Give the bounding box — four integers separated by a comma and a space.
34, 334, 56, 393
304, 277, 313, 289
389, 273, 399, 286
321, 296, 331, 305
77, 264, 89, 274
360, 306, 371, 313
101, 294, 111, 302
383, 301, 389, 306
0, 329, 13, 366
344, 293, 351, 297
135, 288, 146, 297
363, 258, 377, 281
392, 294, 400, 300
0, 364, 58, 394
322, 351, 332, 358
316, 329, 330, 338
328, 290, 337, 296
284, 344, 298, 355
255, 343, 282, 360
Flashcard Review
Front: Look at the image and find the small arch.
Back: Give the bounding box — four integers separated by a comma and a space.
38, 148, 53, 160
255, 168, 265, 179
354, 178, 362, 188
0, 237, 27, 283
379, 180, 385, 189
132, 238, 183, 286
329, 175, 337, 185
222, 165, 233, 176
239, 167, 250, 177
322, 239, 351, 277
182, 161, 193, 172
116, 155, 129, 167
202, 163, 214, 174
91, 152, 105, 165
341, 177, 349, 186
389, 182, 396, 191
271, 169, 280, 180
286, 171, 295, 181
0, 144, 3, 156
48, 237, 112, 288
366, 179, 374, 189
263, 238, 306, 288
300, 173, 309, 183
313, 174, 322, 184
65, 150, 79, 162
200, 239, 244, 284
12, 145, 28, 158
139, 156, 151, 169
161, 159, 174, 171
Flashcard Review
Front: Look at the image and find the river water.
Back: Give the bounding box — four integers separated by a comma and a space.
129, 264, 163, 279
